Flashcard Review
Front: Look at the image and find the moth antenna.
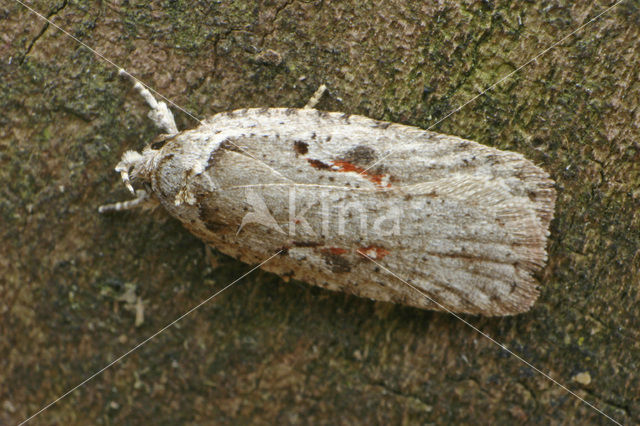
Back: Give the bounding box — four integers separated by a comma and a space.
98, 190, 151, 213
119, 68, 178, 135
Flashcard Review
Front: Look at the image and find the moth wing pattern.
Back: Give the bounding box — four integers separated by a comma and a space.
140, 108, 555, 316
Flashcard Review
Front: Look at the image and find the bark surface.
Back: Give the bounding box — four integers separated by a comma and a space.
2, 1, 639, 424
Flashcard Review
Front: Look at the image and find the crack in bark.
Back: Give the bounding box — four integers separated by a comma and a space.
259, 0, 295, 45
582, 387, 631, 419
20, 0, 69, 65
368, 379, 434, 408
517, 379, 538, 409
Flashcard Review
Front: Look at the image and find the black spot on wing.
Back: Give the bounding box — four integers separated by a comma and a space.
293, 140, 309, 155
307, 158, 332, 170
219, 139, 243, 152
149, 134, 177, 150
321, 252, 352, 273
293, 241, 322, 248
341, 145, 376, 166
197, 201, 225, 232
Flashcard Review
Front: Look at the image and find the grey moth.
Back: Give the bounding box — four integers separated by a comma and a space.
101, 70, 555, 316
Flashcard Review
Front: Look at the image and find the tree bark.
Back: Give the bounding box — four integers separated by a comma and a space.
1, 0, 638, 424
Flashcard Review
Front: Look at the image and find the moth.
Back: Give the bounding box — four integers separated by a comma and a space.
100, 70, 555, 316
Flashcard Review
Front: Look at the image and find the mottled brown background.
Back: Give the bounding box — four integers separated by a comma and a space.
2, 0, 639, 424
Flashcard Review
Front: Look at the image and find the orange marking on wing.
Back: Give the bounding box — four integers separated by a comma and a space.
322, 247, 348, 255
332, 160, 390, 187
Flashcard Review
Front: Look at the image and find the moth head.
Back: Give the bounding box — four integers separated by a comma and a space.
114, 134, 174, 194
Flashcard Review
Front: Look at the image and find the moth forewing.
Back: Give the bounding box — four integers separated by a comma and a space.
102, 85, 555, 317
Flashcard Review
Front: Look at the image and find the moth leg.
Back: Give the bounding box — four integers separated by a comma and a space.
112, 150, 143, 195
304, 84, 328, 109
98, 189, 154, 213
119, 69, 179, 135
